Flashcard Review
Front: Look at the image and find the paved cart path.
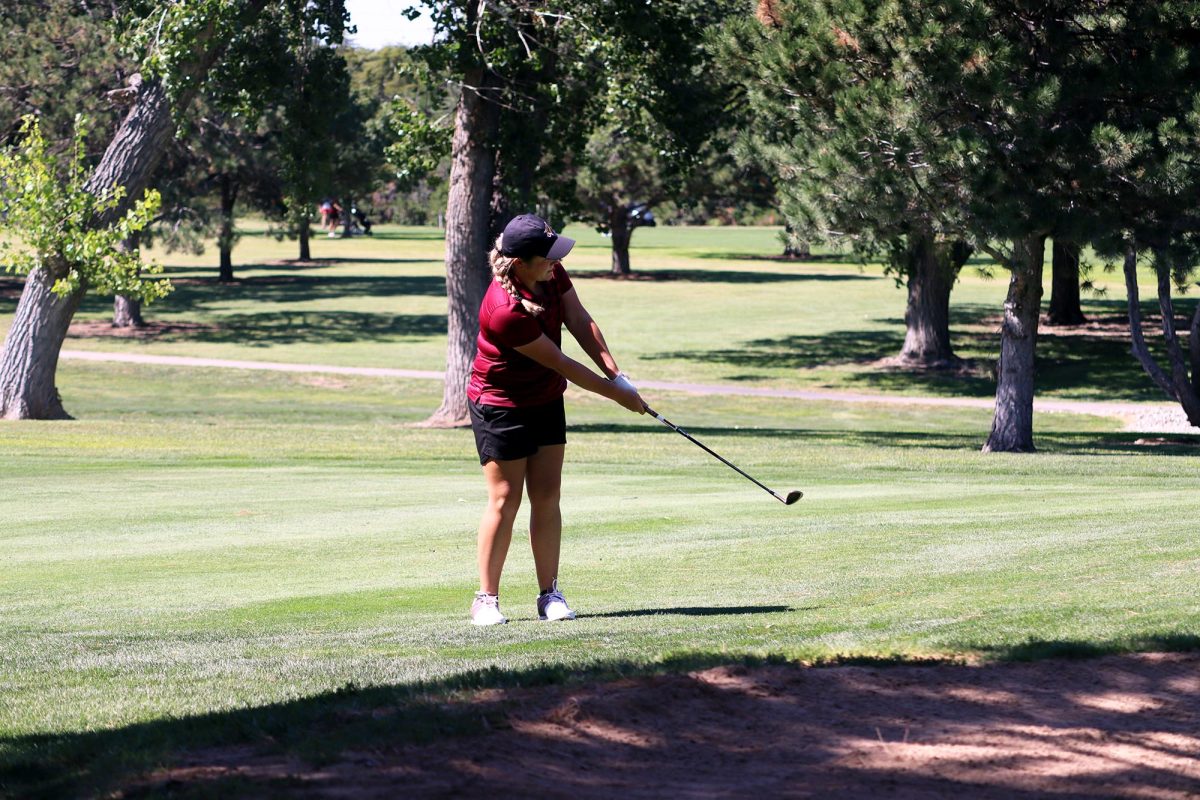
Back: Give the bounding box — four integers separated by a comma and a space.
60, 349, 1194, 433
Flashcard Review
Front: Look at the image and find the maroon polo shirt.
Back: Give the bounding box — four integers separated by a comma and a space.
467, 263, 574, 407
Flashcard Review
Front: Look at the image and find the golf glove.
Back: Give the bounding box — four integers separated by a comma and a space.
612, 371, 637, 393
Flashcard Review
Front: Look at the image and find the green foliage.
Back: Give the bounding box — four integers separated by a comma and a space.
398, 0, 746, 230
379, 48, 453, 195
0, 0, 128, 151
385, 100, 451, 192
0, 116, 170, 302
719, 1, 973, 273
121, 0, 350, 107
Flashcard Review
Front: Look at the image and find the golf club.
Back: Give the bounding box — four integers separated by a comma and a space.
644, 406, 803, 505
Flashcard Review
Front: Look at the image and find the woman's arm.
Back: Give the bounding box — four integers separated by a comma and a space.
515, 334, 644, 413
561, 287, 621, 379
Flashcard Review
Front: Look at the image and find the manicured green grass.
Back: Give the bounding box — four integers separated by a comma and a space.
3, 361, 1199, 795
1, 224, 1198, 796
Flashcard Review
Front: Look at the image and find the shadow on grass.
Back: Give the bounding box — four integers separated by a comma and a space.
4, 635, 1198, 798
68, 310, 447, 346
75, 273, 448, 318
571, 269, 877, 284
263, 256, 438, 266
976, 634, 1200, 662
691, 251, 854, 263
649, 297, 1169, 401
150, 257, 437, 280
572, 424, 1200, 456
367, 228, 445, 241
585, 605, 794, 619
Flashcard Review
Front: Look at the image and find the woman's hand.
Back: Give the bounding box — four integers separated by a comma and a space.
611, 372, 647, 414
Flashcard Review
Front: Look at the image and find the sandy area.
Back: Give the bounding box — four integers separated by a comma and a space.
131, 652, 1200, 798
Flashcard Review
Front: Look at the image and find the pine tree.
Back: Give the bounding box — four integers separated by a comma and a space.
1084, 3, 1200, 426
720, 1, 975, 370
727, 0, 1166, 451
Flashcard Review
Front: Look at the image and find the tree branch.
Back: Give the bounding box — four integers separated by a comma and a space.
977, 240, 1014, 272
1150, 250, 1195, 387
1124, 245, 1176, 398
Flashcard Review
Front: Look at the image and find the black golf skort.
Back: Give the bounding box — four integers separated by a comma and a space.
468, 396, 566, 465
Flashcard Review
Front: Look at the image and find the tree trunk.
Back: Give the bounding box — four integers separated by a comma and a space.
897, 235, 969, 367
489, 163, 513, 242
983, 235, 1046, 453
218, 174, 238, 282
1047, 240, 1086, 326
1123, 245, 1176, 397
782, 223, 810, 258
0, 263, 83, 419
1190, 299, 1200, 400
783, 240, 811, 258
342, 195, 353, 238
1124, 246, 1200, 426
298, 218, 311, 261
610, 204, 632, 276
113, 295, 144, 328
0, 3, 269, 420
113, 232, 145, 328
1, 81, 177, 418
425, 69, 500, 427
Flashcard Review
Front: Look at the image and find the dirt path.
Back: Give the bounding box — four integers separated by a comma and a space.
60, 349, 1194, 433
131, 653, 1200, 798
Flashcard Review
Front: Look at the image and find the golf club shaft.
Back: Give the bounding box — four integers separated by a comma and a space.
645, 406, 790, 504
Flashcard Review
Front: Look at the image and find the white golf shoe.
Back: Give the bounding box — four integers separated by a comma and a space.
537, 580, 576, 621
470, 592, 507, 626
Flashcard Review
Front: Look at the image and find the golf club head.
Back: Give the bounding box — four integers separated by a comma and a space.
783, 490, 803, 505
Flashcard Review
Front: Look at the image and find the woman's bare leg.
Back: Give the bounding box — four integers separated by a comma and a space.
525, 444, 565, 591
478, 457, 527, 595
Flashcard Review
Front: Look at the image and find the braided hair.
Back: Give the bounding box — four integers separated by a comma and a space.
489, 235, 545, 316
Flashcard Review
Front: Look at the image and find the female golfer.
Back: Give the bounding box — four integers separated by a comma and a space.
468, 213, 645, 625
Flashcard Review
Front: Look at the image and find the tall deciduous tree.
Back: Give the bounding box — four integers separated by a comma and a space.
0, 0, 348, 420
0, 116, 167, 409
413, 0, 503, 427
402, 0, 741, 425
564, 0, 742, 276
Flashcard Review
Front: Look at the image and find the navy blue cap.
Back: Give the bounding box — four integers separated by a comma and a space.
499, 214, 575, 261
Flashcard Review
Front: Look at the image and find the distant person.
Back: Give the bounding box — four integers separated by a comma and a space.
319, 198, 335, 234
467, 213, 646, 626
327, 200, 342, 237
353, 206, 372, 235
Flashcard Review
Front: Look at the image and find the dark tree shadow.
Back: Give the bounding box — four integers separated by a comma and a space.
5, 636, 1198, 799
974, 634, 1200, 662
74, 273, 448, 317
364, 229, 446, 241
570, 269, 877, 284
585, 605, 796, 619
649, 294, 1175, 401
68, 310, 447, 346
691, 251, 854, 262
569, 424, 1200, 456
264, 256, 438, 266
0, 277, 21, 303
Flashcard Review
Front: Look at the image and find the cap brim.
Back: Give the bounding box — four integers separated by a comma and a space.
546, 235, 575, 261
